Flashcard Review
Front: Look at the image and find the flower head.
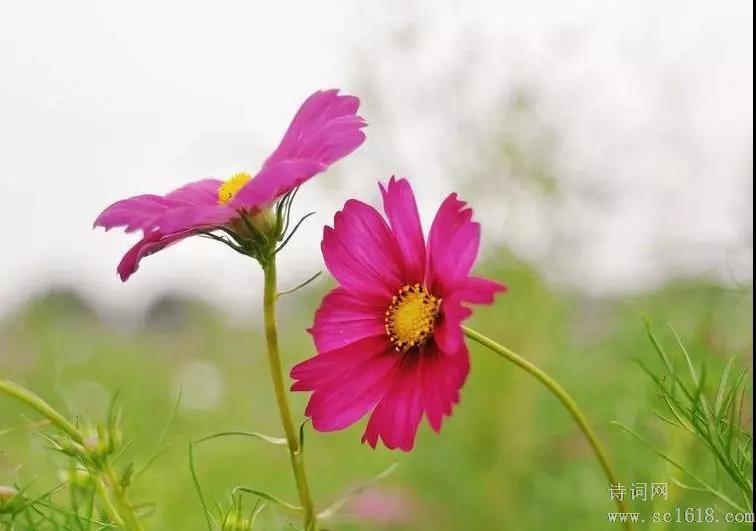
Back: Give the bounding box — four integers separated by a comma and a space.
95, 89, 366, 280
291, 178, 506, 450
0, 485, 23, 515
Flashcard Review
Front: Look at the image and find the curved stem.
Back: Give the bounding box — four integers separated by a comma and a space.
102, 460, 143, 530
0, 380, 83, 443
94, 473, 125, 527
0, 380, 141, 529
262, 259, 317, 530
463, 326, 633, 531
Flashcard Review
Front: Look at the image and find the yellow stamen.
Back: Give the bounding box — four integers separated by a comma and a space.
384, 283, 441, 352
218, 172, 252, 204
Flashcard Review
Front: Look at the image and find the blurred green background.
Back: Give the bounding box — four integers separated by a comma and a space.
1, 255, 751, 530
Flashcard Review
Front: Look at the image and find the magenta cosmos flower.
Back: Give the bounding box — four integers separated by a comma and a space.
290, 178, 506, 450
95, 89, 366, 281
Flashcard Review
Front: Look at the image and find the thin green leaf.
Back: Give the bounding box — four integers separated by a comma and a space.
714, 357, 736, 417
197, 230, 247, 255
318, 463, 399, 521
275, 212, 316, 254
299, 419, 311, 452
237, 210, 268, 245
278, 186, 301, 239
670, 477, 710, 493
612, 421, 747, 513
250, 501, 267, 528
188, 442, 215, 531
137, 389, 183, 476
277, 272, 322, 299
195, 430, 287, 446
232, 487, 301, 512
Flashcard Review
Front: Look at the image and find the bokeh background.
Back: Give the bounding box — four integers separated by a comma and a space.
0, 1, 752, 529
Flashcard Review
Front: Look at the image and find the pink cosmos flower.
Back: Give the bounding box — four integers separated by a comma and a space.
95, 89, 366, 281
290, 177, 506, 451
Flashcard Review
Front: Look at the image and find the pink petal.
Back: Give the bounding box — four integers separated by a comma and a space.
362, 358, 424, 451
450, 276, 507, 304
420, 345, 470, 433
291, 335, 392, 391
116, 230, 193, 282
360, 344, 470, 450
434, 300, 472, 355
230, 159, 325, 209
94, 195, 185, 233
426, 193, 480, 296
291, 336, 398, 431
321, 200, 404, 301
94, 179, 224, 234
232, 89, 366, 210
264, 89, 366, 167
306, 353, 398, 432
165, 178, 225, 204
379, 177, 426, 283
150, 204, 236, 234
309, 288, 387, 352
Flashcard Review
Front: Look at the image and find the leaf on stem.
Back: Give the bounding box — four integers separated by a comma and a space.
188, 442, 215, 531
277, 272, 322, 299
195, 430, 287, 447
318, 463, 399, 521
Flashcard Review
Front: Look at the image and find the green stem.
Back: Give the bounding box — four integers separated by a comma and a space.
94, 473, 125, 527
0, 380, 141, 529
102, 461, 142, 530
462, 326, 633, 531
0, 380, 82, 443
262, 259, 317, 530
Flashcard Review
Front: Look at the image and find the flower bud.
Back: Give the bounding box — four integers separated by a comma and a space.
221, 496, 254, 531
0, 485, 24, 515
58, 467, 92, 488
221, 513, 253, 531
110, 425, 124, 449
54, 436, 87, 458
0, 485, 17, 502
82, 425, 112, 457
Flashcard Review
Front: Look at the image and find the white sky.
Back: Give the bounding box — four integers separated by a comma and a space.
0, 1, 752, 320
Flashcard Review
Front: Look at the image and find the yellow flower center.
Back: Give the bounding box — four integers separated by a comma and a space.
384, 284, 441, 352
217, 172, 252, 204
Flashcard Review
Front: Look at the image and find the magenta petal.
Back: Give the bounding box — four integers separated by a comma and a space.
291, 335, 392, 391
94, 195, 184, 233
420, 346, 470, 433
116, 230, 192, 281
231, 89, 366, 210
434, 300, 472, 355
451, 276, 508, 304
94, 179, 224, 234
310, 288, 387, 352
264, 89, 366, 167
426, 193, 480, 295
165, 178, 225, 204
305, 350, 398, 432
291, 336, 397, 431
230, 159, 326, 209
379, 177, 426, 283
321, 200, 404, 300
151, 204, 236, 234
362, 359, 424, 451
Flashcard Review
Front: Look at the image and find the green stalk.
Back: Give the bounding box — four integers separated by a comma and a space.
94, 474, 125, 527
262, 259, 317, 530
102, 461, 142, 530
462, 326, 633, 531
0, 380, 82, 443
0, 380, 142, 529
